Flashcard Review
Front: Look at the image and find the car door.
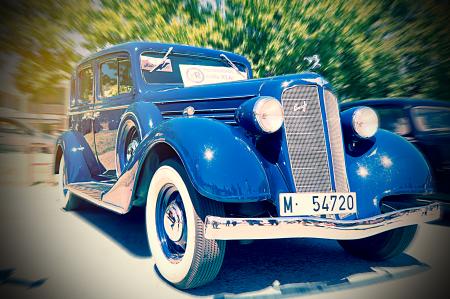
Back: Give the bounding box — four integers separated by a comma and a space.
70, 64, 96, 156
94, 53, 134, 175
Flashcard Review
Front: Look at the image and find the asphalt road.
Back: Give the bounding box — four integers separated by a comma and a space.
0, 184, 449, 299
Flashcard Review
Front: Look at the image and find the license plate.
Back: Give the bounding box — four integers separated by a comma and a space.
279, 192, 357, 216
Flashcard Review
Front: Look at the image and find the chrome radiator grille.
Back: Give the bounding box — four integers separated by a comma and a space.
324, 90, 349, 192
281, 86, 332, 192
281, 85, 349, 192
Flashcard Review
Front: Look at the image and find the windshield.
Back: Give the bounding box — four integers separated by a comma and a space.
411, 106, 450, 132
140, 52, 248, 87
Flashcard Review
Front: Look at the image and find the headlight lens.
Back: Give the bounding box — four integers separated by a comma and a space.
253, 97, 284, 133
352, 107, 379, 138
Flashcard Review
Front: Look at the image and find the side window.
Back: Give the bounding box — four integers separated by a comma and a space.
100, 60, 118, 98
375, 107, 411, 136
78, 67, 94, 104
118, 59, 132, 94
100, 57, 133, 98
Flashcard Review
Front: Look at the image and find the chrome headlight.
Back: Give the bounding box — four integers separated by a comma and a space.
253, 97, 284, 133
235, 96, 284, 134
352, 107, 379, 138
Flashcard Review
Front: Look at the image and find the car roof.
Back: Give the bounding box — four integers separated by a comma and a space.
77, 41, 250, 68
340, 98, 450, 109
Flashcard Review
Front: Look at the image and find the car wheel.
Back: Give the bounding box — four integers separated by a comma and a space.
146, 159, 226, 289
125, 126, 140, 163
58, 156, 80, 211
338, 225, 417, 261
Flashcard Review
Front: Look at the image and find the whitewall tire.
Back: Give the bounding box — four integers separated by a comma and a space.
146, 159, 226, 289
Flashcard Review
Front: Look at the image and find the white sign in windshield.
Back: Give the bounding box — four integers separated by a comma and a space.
179, 64, 247, 87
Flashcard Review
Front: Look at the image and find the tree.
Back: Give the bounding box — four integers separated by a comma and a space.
0, 0, 90, 102
0, 0, 448, 103
195, 0, 449, 100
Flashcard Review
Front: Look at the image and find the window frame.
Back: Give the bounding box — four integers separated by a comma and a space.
76, 64, 95, 106
97, 53, 133, 101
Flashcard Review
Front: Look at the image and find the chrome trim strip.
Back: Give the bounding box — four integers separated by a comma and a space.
163, 114, 235, 119
68, 104, 130, 116
204, 203, 440, 240
161, 107, 237, 115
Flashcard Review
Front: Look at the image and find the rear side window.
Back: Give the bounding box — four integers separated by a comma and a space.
100, 57, 133, 98
78, 67, 94, 105
118, 59, 132, 94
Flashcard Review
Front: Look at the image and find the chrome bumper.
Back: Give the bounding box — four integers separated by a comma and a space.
204, 203, 440, 240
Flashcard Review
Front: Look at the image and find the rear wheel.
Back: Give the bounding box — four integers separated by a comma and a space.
338, 225, 417, 261
58, 156, 80, 211
146, 159, 226, 289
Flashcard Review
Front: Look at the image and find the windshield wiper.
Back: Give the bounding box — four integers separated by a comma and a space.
219, 53, 246, 79
149, 46, 173, 73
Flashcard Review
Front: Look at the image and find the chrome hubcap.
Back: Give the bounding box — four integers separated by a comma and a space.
163, 201, 184, 242
126, 139, 139, 161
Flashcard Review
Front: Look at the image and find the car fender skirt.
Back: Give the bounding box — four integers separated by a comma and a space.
142, 118, 271, 202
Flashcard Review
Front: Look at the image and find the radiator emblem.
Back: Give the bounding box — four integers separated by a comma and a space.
293, 101, 307, 112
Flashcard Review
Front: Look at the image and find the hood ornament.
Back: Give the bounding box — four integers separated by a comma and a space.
304, 55, 321, 70
302, 77, 329, 87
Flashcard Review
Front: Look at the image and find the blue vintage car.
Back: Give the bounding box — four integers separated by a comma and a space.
55, 42, 440, 289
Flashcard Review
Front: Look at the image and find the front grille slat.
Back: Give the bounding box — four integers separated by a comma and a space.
282, 85, 332, 192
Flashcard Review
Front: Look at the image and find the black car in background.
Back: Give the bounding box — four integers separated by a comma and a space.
340, 98, 450, 207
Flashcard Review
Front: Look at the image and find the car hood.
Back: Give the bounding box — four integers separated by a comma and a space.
139, 72, 331, 103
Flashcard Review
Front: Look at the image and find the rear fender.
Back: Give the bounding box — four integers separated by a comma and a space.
54, 131, 104, 183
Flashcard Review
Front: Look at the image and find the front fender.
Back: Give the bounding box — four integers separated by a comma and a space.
134, 117, 271, 202
346, 129, 433, 218
55, 131, 104, 183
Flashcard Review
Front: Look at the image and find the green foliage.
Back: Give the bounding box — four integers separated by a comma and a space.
1, 0, 448, 103
0, 0, 88, 102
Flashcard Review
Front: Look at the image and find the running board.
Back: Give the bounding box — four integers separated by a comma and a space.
67, 181, 126, 214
